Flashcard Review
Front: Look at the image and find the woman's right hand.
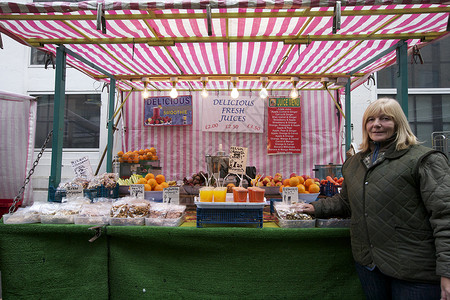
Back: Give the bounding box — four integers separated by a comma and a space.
298, 203, 315, 215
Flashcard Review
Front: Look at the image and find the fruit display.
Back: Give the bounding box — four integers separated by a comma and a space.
250, 173, 284, 187
277, 173, 321, 194
117, 173, 172, 191
116, 147, 158, 163
320, 176, 344, 186
182, 171, 208, 187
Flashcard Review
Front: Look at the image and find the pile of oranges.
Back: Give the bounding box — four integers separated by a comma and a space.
279, 176, 320, 194
136, 173, 167, 191
117, 147, 158, 163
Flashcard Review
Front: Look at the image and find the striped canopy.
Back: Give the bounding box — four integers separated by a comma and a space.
0, 0, 449, 93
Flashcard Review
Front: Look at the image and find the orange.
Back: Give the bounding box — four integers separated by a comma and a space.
282, 179, 290, 186
289, 176, 300, 187
137, 178, 147, 184
148, 178, 157, 188
309, 184, 320, 193
122, 153, 129, 160
155, 174, 165, 184
297, 184, 306, 193
127, 157, 133, 163
145, 154, 153, 160
149, 147, 156, 154
118, 157, 124, 163
139, 155, 145, 161
138, 149, 145, 155
117, 151, 124, 157
151, 155, 159, 161
304, 178, 315, 188
145, 173, 155, 180
153, 184, 163, 191
133, 157, 139, 164
304, 191, 310, 194
161, 182, 169, 189
279, 185, 284, 193
144, 184, 152, 191
297, 176, 305, 185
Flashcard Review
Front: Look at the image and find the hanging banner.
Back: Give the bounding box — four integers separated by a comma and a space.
144, 95, 192, 126
201, 96, 264, 133
267, 97, 302, 154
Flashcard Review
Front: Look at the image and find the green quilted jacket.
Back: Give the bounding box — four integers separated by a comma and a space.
313, 143, 450, 283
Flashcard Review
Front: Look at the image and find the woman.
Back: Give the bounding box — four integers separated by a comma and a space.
300, 98, 450, 300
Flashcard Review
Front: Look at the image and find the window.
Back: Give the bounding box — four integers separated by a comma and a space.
377, 37, 450, 151
30, 48, 47, 65
33, 94, 101, 149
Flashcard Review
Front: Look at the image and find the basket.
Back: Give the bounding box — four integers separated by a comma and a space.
85, 184, 120, 200
47, 186, 67, 202
196, 207, 263, 228
320, 182, 340, 197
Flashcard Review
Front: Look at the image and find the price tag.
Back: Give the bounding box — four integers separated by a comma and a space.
229, 146, 248, 175
71, 156, 94, 181
66, 185, 83, 199
163, 187, 180, 204
282, 187, 298, 205
130, 184, 144, 198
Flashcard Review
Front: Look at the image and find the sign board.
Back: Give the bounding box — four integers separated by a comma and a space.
228, 146, 248, 175
202, 96, 264, 133
282, 187, 298, 205
66, 185, 83, 199
267, 97, 302, 154
130, 184, 144, 198
71, 156, 94, 180
144, 95, 193, 126
163, 187, 180, 204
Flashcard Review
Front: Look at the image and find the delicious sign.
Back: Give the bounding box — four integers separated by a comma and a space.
144, 95, 193, 126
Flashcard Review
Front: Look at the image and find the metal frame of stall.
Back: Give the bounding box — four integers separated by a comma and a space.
47, 45, 116, 201
47, 41, 410, 200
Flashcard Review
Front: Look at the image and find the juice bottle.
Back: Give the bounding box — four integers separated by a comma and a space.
199, 187, 214, 202
213, 187, 227, 202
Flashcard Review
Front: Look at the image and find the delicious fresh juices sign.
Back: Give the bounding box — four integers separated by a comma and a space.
267, 97, 302, 154
201, 96, 264, 133
144, 95, 193, 126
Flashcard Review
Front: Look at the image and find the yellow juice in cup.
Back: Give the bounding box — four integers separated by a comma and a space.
213, 187, 227, 202
199, 187, 214, 202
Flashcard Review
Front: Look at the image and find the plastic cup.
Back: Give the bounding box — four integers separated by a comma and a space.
252, 187, 265, 202
199, 187, 214, 202
213, 187, 227, 202
232, 187, 248, 202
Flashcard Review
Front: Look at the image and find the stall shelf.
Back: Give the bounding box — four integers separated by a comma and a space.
0, 222, 364, 299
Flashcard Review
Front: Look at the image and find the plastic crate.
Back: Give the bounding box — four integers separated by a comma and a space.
196, 208, 263, 228
48, 186, 66, 202
320, 182, 339, 197
85, 184, 120, 200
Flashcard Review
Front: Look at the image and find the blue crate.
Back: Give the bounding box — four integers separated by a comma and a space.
85, 184, 120, 200
48, 186, 66, 202
196, 208, 263, 228
320, 182, 339, 197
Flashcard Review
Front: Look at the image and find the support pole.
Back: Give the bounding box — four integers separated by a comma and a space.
106, 78, 116, 173
396, 40, 408, 117
48, 45, 66, 200
345, 79, 351, 151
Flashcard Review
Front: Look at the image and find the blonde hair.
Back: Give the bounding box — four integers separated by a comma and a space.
360, 98, 418, 152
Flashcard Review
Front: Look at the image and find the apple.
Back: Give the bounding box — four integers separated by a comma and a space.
256, 181, 265, 187
314, 178, 320, 182
290, 173, 297, 178
262, 177, 271, 185
274, 173, 283, 183
266, 180, 275, 187
275, 181, 282, 186
266, 175, 273, 181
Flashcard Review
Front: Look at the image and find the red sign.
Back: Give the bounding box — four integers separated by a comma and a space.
267, 97, 302, 154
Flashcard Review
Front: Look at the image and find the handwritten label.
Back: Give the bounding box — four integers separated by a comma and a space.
282, 187, 298, 205
66, 185, 83, 199
130, 184, 144, 198
163, 187, 180, 204
71, 156, 94, 180
229, 146, 248, 175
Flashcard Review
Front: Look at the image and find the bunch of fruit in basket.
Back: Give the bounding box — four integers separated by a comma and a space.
250, 173, 284, 187
116, 147, 158, 163
117, 173, 174, 191
278, 173, 321, 194
182, 171, 208, 187
320, 176, 344, 186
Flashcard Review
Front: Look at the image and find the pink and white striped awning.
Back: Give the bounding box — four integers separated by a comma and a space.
0, 0, 449, 93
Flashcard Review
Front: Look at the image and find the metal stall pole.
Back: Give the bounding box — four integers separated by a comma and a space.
106, 78, 116, 173
48, 45, 66, 201
345, 79, 351, 151
396, 40, 408, 117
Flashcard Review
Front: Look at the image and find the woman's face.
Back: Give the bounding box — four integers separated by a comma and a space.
366, 113, 396, 142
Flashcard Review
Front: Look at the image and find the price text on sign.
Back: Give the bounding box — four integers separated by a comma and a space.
282, 187, 298, 205
229, 146, 248, 175
66, 185, 83, 199
163, 187, 180, 204
71, 156, 94, 180
130, 184, 145, 198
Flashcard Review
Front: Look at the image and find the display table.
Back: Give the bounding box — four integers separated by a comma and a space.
0, 223, 364, 299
